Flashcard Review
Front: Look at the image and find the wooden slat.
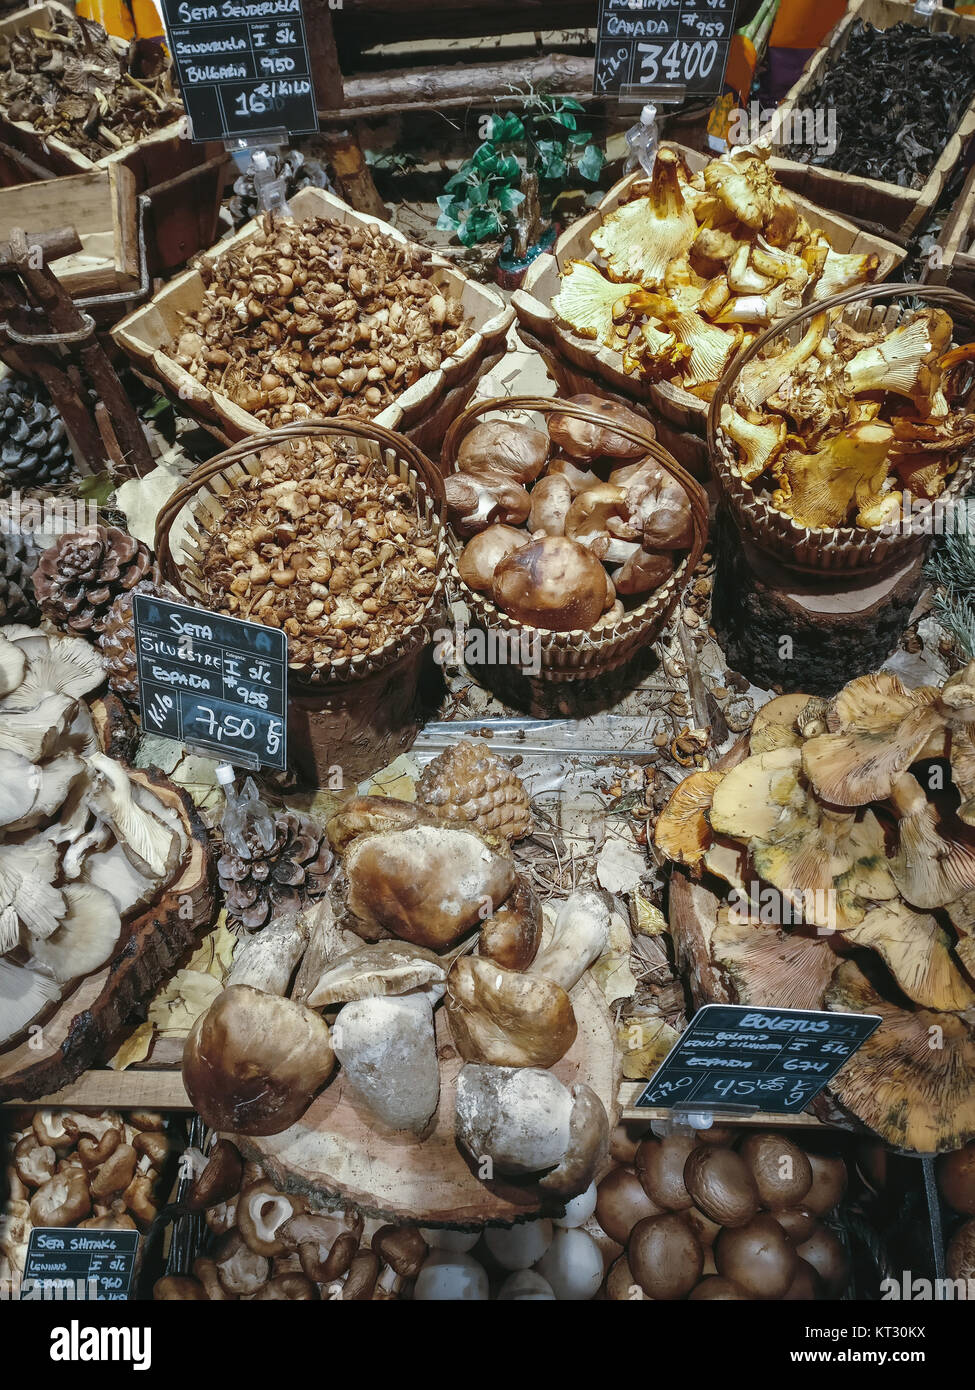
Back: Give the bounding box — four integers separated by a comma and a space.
3, 1069, 191, 1110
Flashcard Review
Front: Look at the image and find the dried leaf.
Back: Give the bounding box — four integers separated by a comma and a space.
633, 893, 667, 936
148, 969, 222, 1035
618, 1014, 681, 1080
109, 1020, 154, 1070
591, 948, 638, 1005
596, 832, 646, 894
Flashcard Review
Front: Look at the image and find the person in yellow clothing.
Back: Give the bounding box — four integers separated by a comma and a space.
76, 0, 165, 43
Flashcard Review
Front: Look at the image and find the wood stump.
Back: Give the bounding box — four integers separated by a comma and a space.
244, 974, 620, 1226
711, 513, 926, 696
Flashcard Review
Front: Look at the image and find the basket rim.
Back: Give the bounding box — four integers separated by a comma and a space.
153, 420, 447, 687
441, 394, 708, 653
707, 281, 975, 561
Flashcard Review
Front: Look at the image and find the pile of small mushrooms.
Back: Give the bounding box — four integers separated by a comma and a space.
655, 663, 975, 1153
0, 628, 187, 1045
169, 215, 472, 427
155, 1139, 426, 1301
196, 439, 440, 669
182, 748, 613, 1203
1, 1108, 169, 1292
450, 396, 694, 633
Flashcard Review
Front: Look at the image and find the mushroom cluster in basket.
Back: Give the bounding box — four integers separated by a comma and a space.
449, 395, 694, 633
197, 439, 440, 668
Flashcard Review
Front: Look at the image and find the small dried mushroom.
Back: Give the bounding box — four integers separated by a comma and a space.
198, 438, 440, 669
170, 215, 471, 427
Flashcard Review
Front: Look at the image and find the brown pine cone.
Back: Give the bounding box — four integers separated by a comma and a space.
218, 810, 334, 931
34, 525, 153, 636
416, 740, 532, 842
97, 578, 183, 705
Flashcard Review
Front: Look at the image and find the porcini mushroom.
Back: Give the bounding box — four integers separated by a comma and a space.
493, 536, 611, 631
479, 880, 542, 971
307, 940, 446, 1009
528, 889, 610, 992
182, 985, 335, 1136
331, 993, 440, 1134
456, 525, 527, 593
445, 955, 577, 1068
454, 1063, 574, 1177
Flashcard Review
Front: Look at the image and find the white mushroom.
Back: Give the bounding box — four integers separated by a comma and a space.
414, 1250, 489, 1301
1, 635, 104, 711
29, 882, 122, 983
0, 959, 60, 1045
529, 889, 611, 991
496, 1270, 557, 1300
484, 1220, 554, 1271
227, 913, 308, 996
534, 1227, 604, 1300
5, 754, 85, 833
0, 839, 66, 941
0, 636, 27, 698
331, 993, 440, 1134
0, 750, 40, 829
85, 754, 180, 880
0, 693, 78, 762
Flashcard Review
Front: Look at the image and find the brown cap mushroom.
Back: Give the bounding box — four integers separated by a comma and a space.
182, 985, 335, 1136
186, 1138, 243, 1211
90, 1145, 137, 1202
479, 880, 542, 972
280, 1209, 363, 1282
32, 1111, 75, 1155
154, 1276, 207, 1300
456, 525, 528, 593
192, 1256, 234, 1300
255, 1273, 321, 1300
236, 1180, 307, 1257
445, 955, 577, 1068
372, 1225, 428, 1278
457, 419, 550, 485
13, 1135, 56, 1189
548, 394, 651, 463
528, 475, 573, 537
596, 1166, 665, 1244
445, 472, 531, 538
492, 536, 609, 632
29, 1171, 91, 1227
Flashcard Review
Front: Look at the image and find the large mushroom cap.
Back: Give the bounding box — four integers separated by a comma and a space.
841, 899, 975, 1012
825, 961, 975, 1154
711, 910, 840, 1011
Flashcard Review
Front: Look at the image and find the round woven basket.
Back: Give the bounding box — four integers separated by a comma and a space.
707, 283, 975, 572
154, 419, 447, 785
440, 396, 708, 682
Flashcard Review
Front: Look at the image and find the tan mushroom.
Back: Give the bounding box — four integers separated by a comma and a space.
445, 956, 577, 1068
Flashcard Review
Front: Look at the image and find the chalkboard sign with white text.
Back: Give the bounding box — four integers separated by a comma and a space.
160, 0, 319, 142
634, 1004, 881, 1114
594, 0, 739, 100
21, 1228, 140, 1301
133, 594, 288, 770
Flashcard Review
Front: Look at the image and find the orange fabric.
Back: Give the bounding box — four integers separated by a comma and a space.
769, 0, 847, 50
132, 0, 166, 39
77, 0, 135, 38
724, 34, 758, 100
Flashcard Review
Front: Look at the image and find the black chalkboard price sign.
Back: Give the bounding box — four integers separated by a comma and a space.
594, 0, 739, 101
634, 1004, 882, 1115
160, 0, 319, 142
21, 1228, 140, 1301
133, 594, 288, 771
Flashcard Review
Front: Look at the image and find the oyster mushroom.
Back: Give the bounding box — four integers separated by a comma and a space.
331, 993, 440, 1134
29, 882, 122, 983
0, 693, 78, 762
445, 955, 577, 1068
0, 838, 66, 946
0, 634, 104, 711
0, 636, 27, 698
85, 754, 181, 881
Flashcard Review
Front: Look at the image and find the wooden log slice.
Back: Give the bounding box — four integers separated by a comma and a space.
243, 972, 620, 1226
0, 768, 216, 1102
711, 515, 925, 696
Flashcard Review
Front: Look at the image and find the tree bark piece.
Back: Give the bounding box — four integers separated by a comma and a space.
0, 769, 216, 1102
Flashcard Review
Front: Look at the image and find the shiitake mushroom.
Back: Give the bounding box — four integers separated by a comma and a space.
683, 1147, 759, 1228
796, 1224, 851, 1297
739, 1132, 813, 1210
492, 536, 608, 632
457, 419, 550, 485
548, 394, 651, 464
803, 1152, 848, 1216
937, 1141, 975, 1215
635, 1135, 697, 1211
456, 524, 527, 593
689, 1275, 748, 1300
595, 1166, 665, 1245
628, 1213, 703, 1300
714, 1214, 798, 1300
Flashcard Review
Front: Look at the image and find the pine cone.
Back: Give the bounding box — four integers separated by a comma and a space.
0, 376, 76, 488
0, 531, 39, 623
97, 578, 183, 705
218, 810, 334, 930
416, 740, 532, 841
34, 524, 152, 636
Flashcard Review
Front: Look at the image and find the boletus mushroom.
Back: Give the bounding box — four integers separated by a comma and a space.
492, 536, 609, 632
182, 985, 335, 1136
445, 955, 577, 1068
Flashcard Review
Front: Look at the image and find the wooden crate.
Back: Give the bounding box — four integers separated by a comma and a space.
514, 144, 904, 434
0, 166, 140, 298
924, 161, 975, 300
112, 186, 515, 454
0, 3, 184, 179
769, 0, 975, 237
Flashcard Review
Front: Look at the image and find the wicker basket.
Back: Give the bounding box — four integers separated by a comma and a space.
707, 282, 975, 573
154, 419, 447, 786
441, 396, 708, 683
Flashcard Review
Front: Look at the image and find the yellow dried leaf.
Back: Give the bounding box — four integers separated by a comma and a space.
618, 1014, 681, 1080
591, 948, 638, 1004
633, 894, 668, 936
148, 969, 222, 1035
183, 912, 235, 980
109, 1021, 154, 1071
